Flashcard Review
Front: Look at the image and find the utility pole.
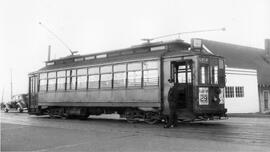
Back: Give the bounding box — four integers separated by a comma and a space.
1, 87, 4, 103
142, 28, 226, 43
48, 45, 51, 61
10, 69, 13, 100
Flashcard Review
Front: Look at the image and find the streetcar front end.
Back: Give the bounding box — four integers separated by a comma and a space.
194, 55, 227, 119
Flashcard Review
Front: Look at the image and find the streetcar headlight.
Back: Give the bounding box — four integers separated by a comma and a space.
219, 88, 225, 104
199, 87, 209, 105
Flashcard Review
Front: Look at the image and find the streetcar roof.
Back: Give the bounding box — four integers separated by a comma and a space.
29, 39, 220, 74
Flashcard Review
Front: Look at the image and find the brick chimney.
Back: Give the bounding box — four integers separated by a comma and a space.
265, 39, 270, 57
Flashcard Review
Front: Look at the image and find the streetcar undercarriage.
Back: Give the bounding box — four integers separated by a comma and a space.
33, 106, 227, 124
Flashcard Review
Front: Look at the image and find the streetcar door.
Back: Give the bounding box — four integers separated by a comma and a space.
170, 60, 193, 109
28, 75, 38, 113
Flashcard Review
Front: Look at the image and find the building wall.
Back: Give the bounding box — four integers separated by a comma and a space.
258, 86, 270, 113
225, 68, 259, 113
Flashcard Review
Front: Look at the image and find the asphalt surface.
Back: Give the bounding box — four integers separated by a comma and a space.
1, 111, 270, 152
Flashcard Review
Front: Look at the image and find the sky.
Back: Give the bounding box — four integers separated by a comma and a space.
0, 0, 270, 102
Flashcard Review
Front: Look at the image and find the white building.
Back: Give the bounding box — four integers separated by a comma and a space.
224, 68, 259, 113
202, 39, 270, 113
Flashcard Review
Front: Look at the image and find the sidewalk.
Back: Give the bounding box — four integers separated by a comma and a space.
228, 113, 270, 118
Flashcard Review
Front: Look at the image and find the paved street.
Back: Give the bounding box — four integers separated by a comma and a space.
1, 111, 270, 152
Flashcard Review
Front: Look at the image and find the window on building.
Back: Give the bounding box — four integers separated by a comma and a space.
88, 67, 99, 89
225, 86, 234, 98
235, 86, 244, 97
100, 65, 112, 88
113, 64, 126, 88
128, 62, 142, 87
143, 61, 159, 86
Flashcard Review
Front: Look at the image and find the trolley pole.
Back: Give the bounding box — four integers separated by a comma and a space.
142, 28, 226, 43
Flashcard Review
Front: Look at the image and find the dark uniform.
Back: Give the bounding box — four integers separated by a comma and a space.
165, 85, 178, 128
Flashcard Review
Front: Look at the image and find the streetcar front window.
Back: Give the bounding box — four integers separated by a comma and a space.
200, 65, 209, 84
213, 66, 218, 84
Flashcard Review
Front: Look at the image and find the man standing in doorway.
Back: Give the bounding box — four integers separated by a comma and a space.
164, 79, 178, 128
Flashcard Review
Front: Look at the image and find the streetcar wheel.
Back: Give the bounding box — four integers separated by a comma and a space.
125, 109, 139, 123
144, 112, 160, 125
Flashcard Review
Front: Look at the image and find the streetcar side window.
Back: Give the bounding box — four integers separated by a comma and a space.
57, 71, 66, 91
143, 61, 159, 86
77, 68, 87, 89
113, 64, 126, 88
39, 73, 47, 92
100, 65, 112, 88
88, 67, 100, 89
128, 62, 142, 87
47, 72, 56, 91
67, 70, 76, 90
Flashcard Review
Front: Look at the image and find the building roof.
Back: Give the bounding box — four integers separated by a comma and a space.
202, 39, 270, 85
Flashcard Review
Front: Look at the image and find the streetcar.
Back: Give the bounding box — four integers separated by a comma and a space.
28, 38, 227, 124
